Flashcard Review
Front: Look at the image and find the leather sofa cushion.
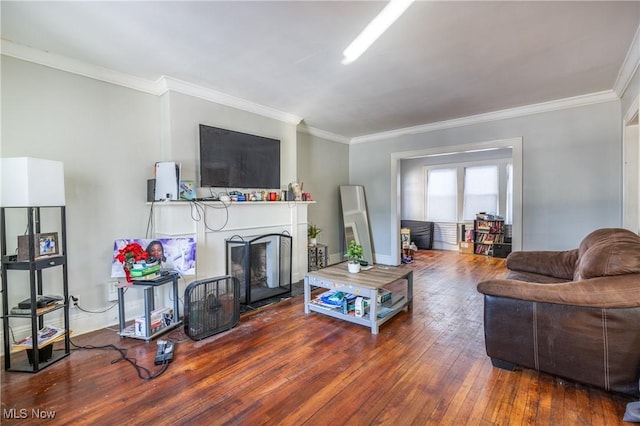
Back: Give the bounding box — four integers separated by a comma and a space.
505, 270, 571, 283
578, 228, 640, 256
575, 241, 640, 280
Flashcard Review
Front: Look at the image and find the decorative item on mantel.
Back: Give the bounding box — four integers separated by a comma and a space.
289, 182, 303, 201
345, 240, 364, 273
115, 242, 160, 282
308, 223, 322, 246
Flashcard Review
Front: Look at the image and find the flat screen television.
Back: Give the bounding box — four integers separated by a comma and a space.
199, 124, 280, 189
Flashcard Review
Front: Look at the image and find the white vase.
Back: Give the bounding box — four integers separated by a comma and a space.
348, 262, 361, 273
309, 238, 317, 246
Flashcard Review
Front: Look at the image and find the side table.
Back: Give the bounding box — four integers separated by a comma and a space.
117, 272, 182, 342
308, 244, 328, 271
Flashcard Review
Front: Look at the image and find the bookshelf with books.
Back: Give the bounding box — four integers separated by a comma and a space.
473, 214, 512, 258
1, 206, 71, 372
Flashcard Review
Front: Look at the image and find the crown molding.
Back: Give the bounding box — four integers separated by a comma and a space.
1, 39, 160, 94
350, 90, 619, 144
2, 39, 302, 125
2, 38, 632, 144
297, 125, 350, 144
613, 24, 640, 97
156, 76, 302, 125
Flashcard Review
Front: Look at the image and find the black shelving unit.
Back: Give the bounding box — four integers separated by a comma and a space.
473, 217, 512, 258
1, 206, 70, 372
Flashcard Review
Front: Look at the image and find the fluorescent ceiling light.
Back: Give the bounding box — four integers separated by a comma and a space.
342, 0, 415, 65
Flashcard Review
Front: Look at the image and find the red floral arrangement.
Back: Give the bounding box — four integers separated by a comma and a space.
116, 242, 149, 282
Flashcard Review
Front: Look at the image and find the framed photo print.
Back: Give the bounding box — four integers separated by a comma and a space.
38, 233, 59, 256
17, 232, 59, 261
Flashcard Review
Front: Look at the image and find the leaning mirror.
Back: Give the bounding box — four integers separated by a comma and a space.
340, 185, 374, 265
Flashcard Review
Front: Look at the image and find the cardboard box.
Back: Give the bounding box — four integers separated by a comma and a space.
459, 241, 474, 254
400, 228, 411, 249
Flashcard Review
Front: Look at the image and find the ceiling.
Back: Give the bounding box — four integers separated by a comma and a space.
1, 1, 639, 141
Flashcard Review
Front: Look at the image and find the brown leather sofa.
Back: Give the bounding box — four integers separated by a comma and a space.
477, 228, 640, 396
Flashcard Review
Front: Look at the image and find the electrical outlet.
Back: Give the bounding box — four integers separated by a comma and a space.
107, 282, 119, 302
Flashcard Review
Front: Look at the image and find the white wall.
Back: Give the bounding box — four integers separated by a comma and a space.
350, 100, 624, 257
2, 57, 160, 335
0, 56, 316, 341
162, 91, 298, 192
296, 132, 350, 263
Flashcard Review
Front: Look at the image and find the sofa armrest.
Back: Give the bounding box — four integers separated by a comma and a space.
477, 274, 640, 308
505, 249, 578, 280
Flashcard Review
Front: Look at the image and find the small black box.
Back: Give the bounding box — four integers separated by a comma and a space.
147, 179, 156, 202
491, 244, 512, 258
27, 344, 53, 364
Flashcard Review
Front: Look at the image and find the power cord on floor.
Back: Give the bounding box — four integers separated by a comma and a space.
70, 338, 171, 380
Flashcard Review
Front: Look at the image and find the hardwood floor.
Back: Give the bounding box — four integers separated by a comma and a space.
1, 250, 634, 425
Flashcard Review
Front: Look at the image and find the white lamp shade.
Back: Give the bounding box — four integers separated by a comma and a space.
1, 157, 66, 207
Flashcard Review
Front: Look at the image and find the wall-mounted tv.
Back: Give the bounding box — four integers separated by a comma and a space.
199, 124, 280, 189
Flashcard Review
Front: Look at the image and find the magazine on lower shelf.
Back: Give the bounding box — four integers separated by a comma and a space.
13, 325, 67, 350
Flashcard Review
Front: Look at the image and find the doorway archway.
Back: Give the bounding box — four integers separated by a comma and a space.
389, 137, 523, 265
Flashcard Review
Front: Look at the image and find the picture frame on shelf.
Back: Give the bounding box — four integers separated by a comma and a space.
17, 232, 59, 261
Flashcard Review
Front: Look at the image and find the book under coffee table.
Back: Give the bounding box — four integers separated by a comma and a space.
304, 263, 413, 334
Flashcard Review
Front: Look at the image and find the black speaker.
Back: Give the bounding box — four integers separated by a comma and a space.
147, 179, 156, 202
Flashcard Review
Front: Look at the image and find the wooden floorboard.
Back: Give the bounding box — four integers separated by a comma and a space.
1, 250, 634, 425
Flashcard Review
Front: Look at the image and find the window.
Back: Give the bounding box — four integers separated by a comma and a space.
426, 168, 457, 221
424, 161, 511, 224
462, 165, 498, 220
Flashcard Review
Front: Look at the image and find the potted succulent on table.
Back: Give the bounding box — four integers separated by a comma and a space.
345, 240, 364, 273
308, 223, 322, 246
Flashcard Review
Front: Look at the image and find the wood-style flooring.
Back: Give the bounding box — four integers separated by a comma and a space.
1, 250, 634, 425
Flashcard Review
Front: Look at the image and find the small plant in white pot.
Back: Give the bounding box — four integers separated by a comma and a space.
345, 240, 364, 273
308, 223, 321, 245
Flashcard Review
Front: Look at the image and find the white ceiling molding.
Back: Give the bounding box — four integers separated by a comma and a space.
350, 90, 619, 144
156, 76, 302, 125
1, 39, 159, 94
613, 25, 640, 97
297, 125, 350, 144
2, 39, 302, 126
2, 37, 634, 145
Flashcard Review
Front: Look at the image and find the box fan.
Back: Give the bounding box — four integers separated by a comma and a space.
184, 275, 240, 340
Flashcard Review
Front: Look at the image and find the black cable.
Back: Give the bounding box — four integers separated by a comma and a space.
70, 338, 171, 381
189, 200, 230, 232
71, 290, 123, 314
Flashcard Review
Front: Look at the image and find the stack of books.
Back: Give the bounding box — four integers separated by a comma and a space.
129, 261, 161, 280
10, 303, 61, 316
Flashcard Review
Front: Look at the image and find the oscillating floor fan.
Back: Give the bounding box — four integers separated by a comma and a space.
184, 275, 240, 340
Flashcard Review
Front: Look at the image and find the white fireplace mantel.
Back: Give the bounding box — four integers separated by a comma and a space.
151, 201, 314, 283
